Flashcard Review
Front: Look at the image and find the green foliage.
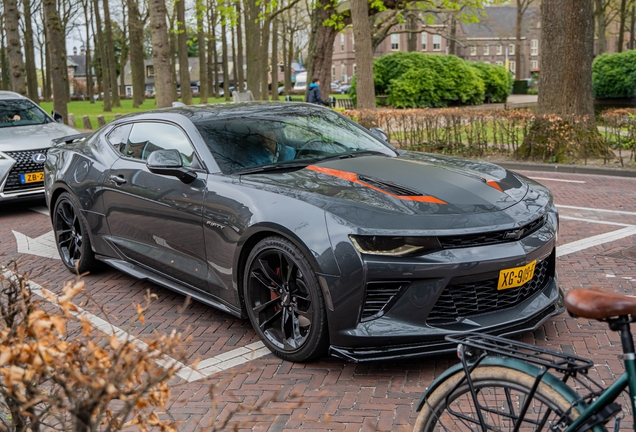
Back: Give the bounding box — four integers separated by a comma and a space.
592, 50, 636, 99
352, 52, 487, 108
471, 62, 513, 102
511, 79, 529, 95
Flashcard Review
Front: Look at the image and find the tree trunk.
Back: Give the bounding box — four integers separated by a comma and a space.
127, 0, 145, 106
83, 0, 94, 103
351, 0, 375, 110
245, 0, 261, 99
169, 13, 178, 101
197, 0, 207, 103
618, 0, 627, 52
282, 32, 291, 93
306, 3, 337, 101
176, 0, 192, 104
271, 16, 279, 100
522, 0, 605, 162
221, 18, 230, 101
0, 15, 7, 90
149, 0, 173, 108
595, 0, 606, 54
103, 0, 121, 106
38, 30, 46, 97
630, 6, 635, 50
448, 16, 456, 55
22, 0, 39, 102
43, 0, 68, 123
231, 23, 238, 90
44, 22, 52, 100
3, 0, 26, 94
236, 1, 244, 92
260, 17, 270, 100
94, 0, 111, 110
119, 0, 128, 101
515, 0, 522, 78
209, 2, 218, 98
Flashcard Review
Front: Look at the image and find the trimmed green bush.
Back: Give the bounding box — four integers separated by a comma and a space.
349, 53, 510, 108
471, 62, 514, 102
512, 80, 529, 95
593, 50, 636, 99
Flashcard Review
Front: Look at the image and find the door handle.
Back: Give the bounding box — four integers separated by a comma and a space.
108, 175, 127, 185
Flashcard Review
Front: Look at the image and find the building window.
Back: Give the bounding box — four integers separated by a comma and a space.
531, 60, 539, 70
483, 45, 489, 55
484, 61, 491, 64
353, 64, 356, 75
126, 86, 132, 95
509, 44, 515, 55
332, 65, 336, 81
340, 33, 345, 51
351, 33, 355, 52
391, 34, 399, 50
496, 44, 503, 55
341, 64, 346, 82
146, 65, 154, 78
509, 60, 516, 77
495, 61, 503, 66
470, 46, 477, 56
433, 35, 441, 51
531, 39, 539, 56
421, 33, 427, 51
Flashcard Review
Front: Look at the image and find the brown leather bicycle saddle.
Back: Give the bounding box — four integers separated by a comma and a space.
565, 287, 636, 320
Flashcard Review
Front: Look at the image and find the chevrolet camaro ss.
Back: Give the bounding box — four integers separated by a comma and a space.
44, 103, 563, 362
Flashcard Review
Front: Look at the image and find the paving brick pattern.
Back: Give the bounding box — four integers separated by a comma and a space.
1, 170, 636, 430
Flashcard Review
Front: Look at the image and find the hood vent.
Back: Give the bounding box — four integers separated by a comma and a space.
357, 175, 422, 197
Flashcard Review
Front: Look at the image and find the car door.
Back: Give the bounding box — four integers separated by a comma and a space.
102, 121, 209, 291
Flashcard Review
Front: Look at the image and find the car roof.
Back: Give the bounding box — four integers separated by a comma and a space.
113, 101, 329, 124
0, 91, 29, 100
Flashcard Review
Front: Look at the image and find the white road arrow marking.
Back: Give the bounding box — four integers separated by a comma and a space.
12, 230, 60, 260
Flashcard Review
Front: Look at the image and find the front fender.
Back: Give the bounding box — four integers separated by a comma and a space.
415, 356, 588, 415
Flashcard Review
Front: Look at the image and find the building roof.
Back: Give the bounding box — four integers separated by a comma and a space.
461, 6, 539, 39
68, 55, 88, 76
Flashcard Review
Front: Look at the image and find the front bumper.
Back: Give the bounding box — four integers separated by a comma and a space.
0, 149, 47, 203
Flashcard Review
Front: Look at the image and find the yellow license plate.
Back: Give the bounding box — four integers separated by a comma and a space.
20, 172, 44, 184
497, 260, 537, 290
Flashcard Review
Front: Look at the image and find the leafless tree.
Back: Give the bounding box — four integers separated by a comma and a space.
3, 0, 25, 94
149, 0, 173, 107
176, 0, 192, 104
351, 0, 375, 110
43, 0, 68, 122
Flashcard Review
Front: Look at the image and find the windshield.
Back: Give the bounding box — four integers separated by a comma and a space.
0, 99, 50, 128
194, 110, 396, 174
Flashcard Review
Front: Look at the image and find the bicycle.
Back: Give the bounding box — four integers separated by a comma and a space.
413, 287, 636, 431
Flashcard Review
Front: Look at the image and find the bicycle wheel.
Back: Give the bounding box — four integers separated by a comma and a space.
414, 366, 582, 431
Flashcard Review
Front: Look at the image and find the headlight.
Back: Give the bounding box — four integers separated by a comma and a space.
349, 235, 441, 257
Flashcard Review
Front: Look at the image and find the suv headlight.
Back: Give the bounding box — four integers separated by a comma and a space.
349, 235, 441, 257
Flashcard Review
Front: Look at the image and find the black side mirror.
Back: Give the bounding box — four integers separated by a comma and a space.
52, 110, 63, 123
146, 149, 197, 184
369, 127, 389, 142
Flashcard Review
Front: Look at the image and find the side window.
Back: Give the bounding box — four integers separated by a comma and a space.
125, 122, 200, 168
106, 123, 133, 153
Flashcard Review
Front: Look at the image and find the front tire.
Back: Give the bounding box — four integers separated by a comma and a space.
414, 366, 581, 431
243, 236, 329, 362
53, 192, 99, 274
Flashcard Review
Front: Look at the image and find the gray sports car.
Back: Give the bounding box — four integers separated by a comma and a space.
0, 91, 78, 203
44, 103, 563, 362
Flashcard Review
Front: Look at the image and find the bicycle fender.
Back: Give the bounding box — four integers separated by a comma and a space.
415, 356, 587, 413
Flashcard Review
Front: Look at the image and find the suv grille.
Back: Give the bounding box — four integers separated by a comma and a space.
361, 282, 408, 321
438, 215, 547, 249
427, 258, 551, 325
2, 149, 47, 193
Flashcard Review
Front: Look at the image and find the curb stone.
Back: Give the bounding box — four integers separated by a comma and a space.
496, 161, 636, 178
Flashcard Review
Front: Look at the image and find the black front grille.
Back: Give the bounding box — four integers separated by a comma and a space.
2, 149, 47, 193
427, 258, 551, 325
361, 282, 408, 321
438, 215, 547, 249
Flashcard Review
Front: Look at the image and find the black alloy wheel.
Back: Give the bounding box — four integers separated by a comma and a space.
244, 237, 328, 362
53, 192, 98, 274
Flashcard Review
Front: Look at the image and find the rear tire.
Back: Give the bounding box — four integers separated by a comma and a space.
414, 366, 581, 431
53, 192, 99, 274
243, 236, 329, 362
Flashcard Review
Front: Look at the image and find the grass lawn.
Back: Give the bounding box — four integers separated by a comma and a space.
40, 94, 351, 130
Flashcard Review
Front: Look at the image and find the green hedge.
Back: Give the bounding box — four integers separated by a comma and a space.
472, 63, 514, 102
512, 80, 529, 95
593, 50, 636, 99
350, 52, 512, 108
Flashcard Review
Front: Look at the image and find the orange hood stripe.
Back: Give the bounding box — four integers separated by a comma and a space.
486, 180, 504, 192
306, 165, 446, 204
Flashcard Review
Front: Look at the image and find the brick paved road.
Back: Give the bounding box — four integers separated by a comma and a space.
1, 170, 636, 431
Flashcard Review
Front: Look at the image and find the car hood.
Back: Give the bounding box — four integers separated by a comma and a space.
240, 152, 549, 231
0, 122, 78, 152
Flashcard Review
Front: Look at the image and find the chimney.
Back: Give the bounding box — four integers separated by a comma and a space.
80, 45, 85, 55
73, 46, 78, 55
